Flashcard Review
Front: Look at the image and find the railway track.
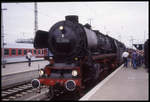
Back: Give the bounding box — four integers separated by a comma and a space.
2, 82, 33, 101
2, 68, 39, 101
2, 80, 50, 101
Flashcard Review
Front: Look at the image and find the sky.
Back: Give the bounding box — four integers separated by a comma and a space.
1, 2, 149, 48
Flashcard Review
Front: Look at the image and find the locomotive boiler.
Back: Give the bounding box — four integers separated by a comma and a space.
31, 15, 126, 97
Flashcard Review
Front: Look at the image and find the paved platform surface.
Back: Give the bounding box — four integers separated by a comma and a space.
80, 65, 149, 100
2, 60, 49, 76
2, 56, 44, 64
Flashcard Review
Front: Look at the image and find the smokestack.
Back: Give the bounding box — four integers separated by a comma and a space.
65, 15, 79, 23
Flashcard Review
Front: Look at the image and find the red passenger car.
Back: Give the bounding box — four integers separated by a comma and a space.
1, 43, 46, 63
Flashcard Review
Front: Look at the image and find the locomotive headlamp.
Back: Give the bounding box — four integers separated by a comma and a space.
49, 57, 53, 60
72, 70, 78, 76
59, 26, 64, 30
74, 57, 78, 61
39, 69, 44, 76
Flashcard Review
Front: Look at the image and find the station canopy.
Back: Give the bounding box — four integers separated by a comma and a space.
133, 44, 144, 50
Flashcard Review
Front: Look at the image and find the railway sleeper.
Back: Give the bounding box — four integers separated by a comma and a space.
2, 85, 33, 99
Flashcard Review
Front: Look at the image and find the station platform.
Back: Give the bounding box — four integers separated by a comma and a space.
2, 60, 49, 76
2, 56, 44, 64
80, 65, 149, 100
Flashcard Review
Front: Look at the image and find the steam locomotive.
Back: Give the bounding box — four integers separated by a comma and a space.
31, 15, 126, 97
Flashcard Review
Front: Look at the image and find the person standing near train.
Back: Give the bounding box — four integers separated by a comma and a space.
26, 51, 32, 67
131, 50, 137, 69
122, 50, 129, 68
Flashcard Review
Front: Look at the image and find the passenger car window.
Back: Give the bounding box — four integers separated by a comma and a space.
12, 49, 16, 55
4, 49, 9, 55
38, 50, 41, 54
18, 49, 22, 55
24, 49, 27, 55
34, 50, 36, 54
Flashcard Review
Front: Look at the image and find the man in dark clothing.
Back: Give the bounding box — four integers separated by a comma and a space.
26, 51, 32, 67
131, 51, 137, 69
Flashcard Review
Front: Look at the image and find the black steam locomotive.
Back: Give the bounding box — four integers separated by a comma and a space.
32, 15, 126, 97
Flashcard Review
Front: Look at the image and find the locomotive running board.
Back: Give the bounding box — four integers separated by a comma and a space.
92, 53, 116, 60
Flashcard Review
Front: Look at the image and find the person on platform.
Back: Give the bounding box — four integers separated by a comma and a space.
131, 50, 138, 69
26, 51, 32, 67
128, 51, 132, 67
122, 50, 129, 68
